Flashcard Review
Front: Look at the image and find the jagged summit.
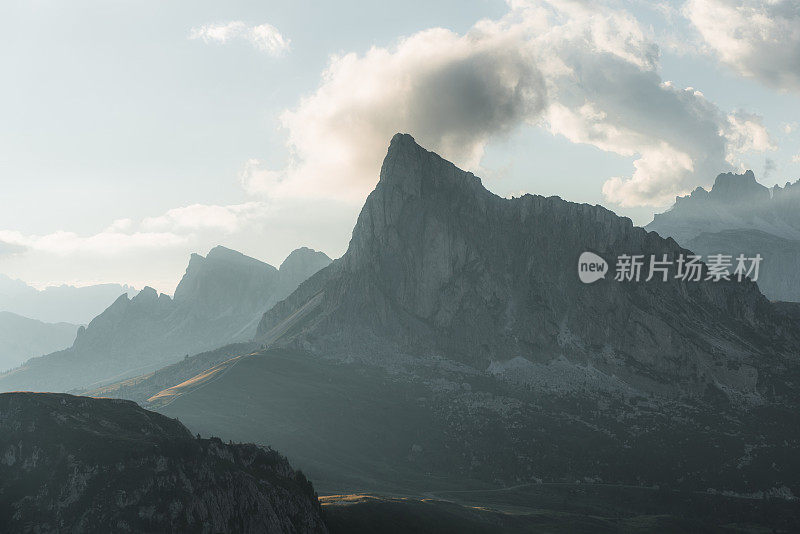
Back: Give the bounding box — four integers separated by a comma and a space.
256, 135, 797, 401
673, 170, 769, 206
648, 170, 800, 244
205, 245, 275, 268
279, 247, 331, 272
154, 135, 800, 505
0, 244, 331, 393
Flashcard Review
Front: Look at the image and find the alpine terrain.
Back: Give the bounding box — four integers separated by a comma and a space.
0, 246, 330, 392
124, 135, 800, 530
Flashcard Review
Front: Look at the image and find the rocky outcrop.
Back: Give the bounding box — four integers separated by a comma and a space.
0, 392, 327, 533
257, 134, 798, 400
0, 246, 331, 393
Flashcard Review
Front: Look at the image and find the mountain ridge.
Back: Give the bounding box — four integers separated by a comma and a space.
110, 135, 800, 507
0, 246, 331, 392
256, 133, 794, 400
647, 170, 800, 302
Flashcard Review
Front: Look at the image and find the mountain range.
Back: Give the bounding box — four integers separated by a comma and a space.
5, 135, 800, 531
0, 245, 330, 392
647, 170, 800, 302
100, 135, 800, 527
0, 274, 136, 324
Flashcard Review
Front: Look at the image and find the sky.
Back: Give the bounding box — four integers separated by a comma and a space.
0, 0, 798, 294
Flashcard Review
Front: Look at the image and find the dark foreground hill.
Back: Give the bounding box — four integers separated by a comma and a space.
0, 392, 328, 533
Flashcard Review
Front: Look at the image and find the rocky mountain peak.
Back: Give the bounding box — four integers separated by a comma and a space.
279, 247, 331, 273
132, 286, 159, 304
709, 170, 769, 204
257, 135, 797, 402
206, 245, 274, 269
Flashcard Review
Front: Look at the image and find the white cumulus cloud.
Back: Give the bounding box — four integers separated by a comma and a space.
684, 0, 800, 92
244, 0, 775, 208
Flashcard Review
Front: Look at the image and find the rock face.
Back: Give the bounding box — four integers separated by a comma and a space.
0, 246, 331, 393
0, 312, 78, 372
257, 134, 797, 399
646, 171, 800, 302
0, 392, 327, 533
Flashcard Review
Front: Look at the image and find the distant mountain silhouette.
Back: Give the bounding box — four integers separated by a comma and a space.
0, 274, 135, 324
0, 392, 326, 533
0, 246, 330, 392
144, 135, 800, 509
0, 312, 77, 372
647, 171, 800, 301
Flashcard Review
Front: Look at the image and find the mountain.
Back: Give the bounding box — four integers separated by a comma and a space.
256, 135, 793, 391
646, 171, 800, 301
0, 246, 331, 393
0, 312, 78, 372
0, 274, 136, 324
142, 135, 800, 525
0, 392, 327, 533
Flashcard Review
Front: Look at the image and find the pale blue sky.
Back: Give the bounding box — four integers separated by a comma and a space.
1, 0, 798, 292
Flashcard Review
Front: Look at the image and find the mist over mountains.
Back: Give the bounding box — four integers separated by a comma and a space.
0, 312, 78, 372
647, 171, 800, 302
0, 245, 330, 393
0, 274, 136, 325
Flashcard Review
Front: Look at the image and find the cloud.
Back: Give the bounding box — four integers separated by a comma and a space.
0, 229, 187, 257
683, 0, 800, 92
248, 23, 291, 55
189, 21, 290, 56
189, 21, 246, 44
246, 0, 775, 208
141, 202, 268, 233
725, 111, 776, 162
244, 21, 548, 200
0, 199, 352, 293
0, 202, 271, 258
